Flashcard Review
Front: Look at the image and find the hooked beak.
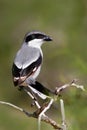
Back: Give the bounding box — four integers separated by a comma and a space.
43, 36, 53, 42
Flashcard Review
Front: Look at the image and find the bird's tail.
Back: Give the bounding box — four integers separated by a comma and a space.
29, 81, 55, 96
19, 81, 55, 98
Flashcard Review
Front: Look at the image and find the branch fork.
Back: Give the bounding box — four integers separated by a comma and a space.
0, 79, 84, 130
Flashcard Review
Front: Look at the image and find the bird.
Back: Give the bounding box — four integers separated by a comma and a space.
12, 31, 55, 100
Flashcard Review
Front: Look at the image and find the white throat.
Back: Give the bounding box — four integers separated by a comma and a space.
28, 39, 44, 48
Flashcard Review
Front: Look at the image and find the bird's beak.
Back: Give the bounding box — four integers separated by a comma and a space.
43, 36, 52, 42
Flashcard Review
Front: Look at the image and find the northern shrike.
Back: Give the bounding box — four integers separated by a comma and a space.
12, 31, 54, 100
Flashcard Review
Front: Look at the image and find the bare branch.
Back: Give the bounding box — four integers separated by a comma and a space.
38, 99, 54, 130
0, 100, 62, 130
55, 79, 85, 95
60, 99, 66, 130
0, 101, 23, 112
0, 79, 84, 130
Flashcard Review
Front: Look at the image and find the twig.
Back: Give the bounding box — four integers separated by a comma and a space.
55, 79, 85, 95
0, 79, 84, 130
0, 101, 23, 112
0, 100, 62, 130
38, 98, 54, 130
60, 99, 66, 130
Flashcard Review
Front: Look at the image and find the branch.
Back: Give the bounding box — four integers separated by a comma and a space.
0, 101, 62, 130
55, 79, 85, 95
60, 99, 66, 130
0, 79, 84, 130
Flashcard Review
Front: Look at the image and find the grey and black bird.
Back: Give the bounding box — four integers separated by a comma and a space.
12, 31, 54, 100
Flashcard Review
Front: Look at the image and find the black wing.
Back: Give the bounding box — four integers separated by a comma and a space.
12, 54, 42, 86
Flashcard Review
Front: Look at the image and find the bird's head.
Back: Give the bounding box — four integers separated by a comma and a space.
24, 31, 52, 48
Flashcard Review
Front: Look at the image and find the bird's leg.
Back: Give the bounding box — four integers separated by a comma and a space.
23, 86, 40, 108
38, 98, 54, 130
23, 85, 54, 130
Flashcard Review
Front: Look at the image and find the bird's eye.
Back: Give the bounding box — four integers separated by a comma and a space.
25, 34, 44, 42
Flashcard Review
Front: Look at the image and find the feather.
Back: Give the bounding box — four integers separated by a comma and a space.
12, 44, 42, 86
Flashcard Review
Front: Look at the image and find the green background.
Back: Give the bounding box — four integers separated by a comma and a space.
0, 0, 87, 130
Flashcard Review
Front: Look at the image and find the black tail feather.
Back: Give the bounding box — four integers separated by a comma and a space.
30, 81, 54, 96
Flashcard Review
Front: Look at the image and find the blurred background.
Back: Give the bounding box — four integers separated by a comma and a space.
0, 0, 87, 130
